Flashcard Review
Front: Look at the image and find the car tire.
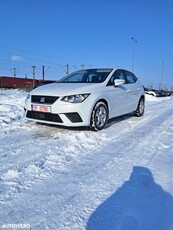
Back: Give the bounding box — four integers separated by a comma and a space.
90, 101, 108, 131
134, 97, 145, 117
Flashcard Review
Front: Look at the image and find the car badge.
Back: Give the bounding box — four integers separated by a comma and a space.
40, 97, 45, 103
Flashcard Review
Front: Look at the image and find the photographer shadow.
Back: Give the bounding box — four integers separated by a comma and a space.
87, 166, 173, 230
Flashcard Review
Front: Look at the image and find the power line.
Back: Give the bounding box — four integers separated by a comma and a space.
0, 45, 94, 79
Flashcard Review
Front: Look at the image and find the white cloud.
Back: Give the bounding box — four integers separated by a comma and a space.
11, 55, 24, 61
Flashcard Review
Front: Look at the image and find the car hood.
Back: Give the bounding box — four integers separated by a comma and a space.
31, 82, 105, 96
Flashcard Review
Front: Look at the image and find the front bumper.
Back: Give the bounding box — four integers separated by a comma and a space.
24, 97, 93, 127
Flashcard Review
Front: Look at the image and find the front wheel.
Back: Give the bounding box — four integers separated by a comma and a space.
90, 101, 108, 131
134, 97, 145, 117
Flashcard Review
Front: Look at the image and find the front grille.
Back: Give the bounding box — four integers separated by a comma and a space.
31, 95, 59, 104
64, 112, 83, 123
26, 111, 63, 123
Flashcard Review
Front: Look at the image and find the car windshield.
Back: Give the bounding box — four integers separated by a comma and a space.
58, 68, 113, 83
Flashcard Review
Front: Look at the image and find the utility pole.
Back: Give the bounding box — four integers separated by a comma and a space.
80, 64, 85, 69
12, 68, 17, 78
160, 62, 164, 90
42, 65, 45, 81
131, 37, 138, 72
66, 64, 69, 75
32, 66, 36, 88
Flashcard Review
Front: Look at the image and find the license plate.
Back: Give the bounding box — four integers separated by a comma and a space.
31, 104, 51, 113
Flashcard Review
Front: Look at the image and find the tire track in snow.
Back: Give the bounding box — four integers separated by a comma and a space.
39, 102, 173, 229
0, 125, 109, 202
1, 99, 173, 229
1, 100, 172, 204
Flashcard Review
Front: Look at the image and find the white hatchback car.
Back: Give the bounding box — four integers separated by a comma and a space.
24, 68, 145, 131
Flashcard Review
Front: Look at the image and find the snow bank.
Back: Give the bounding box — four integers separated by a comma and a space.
145, 94, 172, 102
0, 89, 27, 130
0, 89, 171, 131
1, 89, 173, 229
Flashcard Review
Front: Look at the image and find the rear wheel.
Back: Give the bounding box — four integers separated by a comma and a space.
134, 97, 145, 117
90, 101, 108, 131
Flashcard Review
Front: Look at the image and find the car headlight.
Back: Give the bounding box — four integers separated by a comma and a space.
61, 94, 90, 103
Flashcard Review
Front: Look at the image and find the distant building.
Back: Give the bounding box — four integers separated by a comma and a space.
0, 76, 55, 91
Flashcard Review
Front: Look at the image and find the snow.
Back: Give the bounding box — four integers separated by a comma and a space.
1, 89, 173, 229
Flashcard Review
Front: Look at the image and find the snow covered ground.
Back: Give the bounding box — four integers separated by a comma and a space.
1, 89, 173, 230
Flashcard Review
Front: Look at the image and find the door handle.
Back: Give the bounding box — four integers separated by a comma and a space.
126, 90, 131, 93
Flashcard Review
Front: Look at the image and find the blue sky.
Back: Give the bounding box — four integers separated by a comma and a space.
0, 0, 173, 88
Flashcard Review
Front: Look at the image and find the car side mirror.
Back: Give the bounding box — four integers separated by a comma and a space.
114, 79, 125, 86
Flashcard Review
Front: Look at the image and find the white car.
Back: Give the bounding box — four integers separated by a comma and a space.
24, 68, 145, 131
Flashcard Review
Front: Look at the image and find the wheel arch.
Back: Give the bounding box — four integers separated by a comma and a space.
134, 94, 145, 117
136, 95, 145, 110
90, 98, 109, 131
94, 98, 109, 117
140, 95, 145, 102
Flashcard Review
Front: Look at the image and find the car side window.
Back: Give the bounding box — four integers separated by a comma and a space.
124, 70, 137, 84
107, 70, 125, 86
